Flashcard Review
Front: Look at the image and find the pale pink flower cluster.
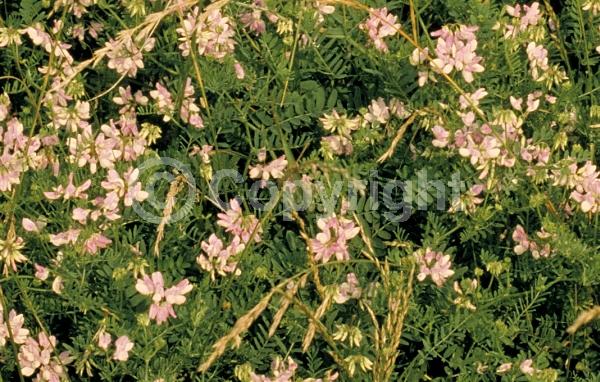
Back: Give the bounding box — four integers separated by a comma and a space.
51, 100, 90, 132
334, 273, 362, 304
177, 7, 236, 60
432, 109, 523, 178
23, 24, 75, 72
197, 198, 260, 279
552, 161, 600, 213
53, 0, 95, 18
415, 248, 455, 287
0, 101, 46, 192
17, 332, 72, 382
429, 25, 485, 83
315, 1, 336, 24
105, 35, 155, 77
519, 359, 538, 376
43, 172, 91, 201
136, 271, 193, 325
197, 234, 244, 280
448, 184, 485, 214
358, 8, 400, 53
512, 224, 553, 259
249, 149, 288, 187
250, 356, 338, 382
67, 117, 149, 174
520, 138, 550, 173
409, 47, 436, 87
149, 82, 175, 122
251, 357, 298, 382
217, 198, 263, 244
501, 2, 542, 39
101, 167, 148, 207
240, 0, 269, 35
309, 214, 360, 263
526, 42, 549, 81
96, 331, 134, 361
113, 85, 148, 117
0, 306, 29, 346
363, 97, 409, 125
180, 78, 204, 129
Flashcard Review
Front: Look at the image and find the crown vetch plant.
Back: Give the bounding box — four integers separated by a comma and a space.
0, 0, 599, 381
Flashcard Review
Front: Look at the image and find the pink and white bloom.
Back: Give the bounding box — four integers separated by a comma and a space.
97, 331, 112, 351
113, 335, 134, 361
197, 234, 244, 280
135, 272, 193, 325
34, 264, 49, 281
309, 214, 360, 263
217, 199, 263, 243
0, 308, 30, 346
334, 273, 362, 303
359, 8, 400, 53
249, 155, 288, 185
101, 167, 148, 207
415, 248, 454, 287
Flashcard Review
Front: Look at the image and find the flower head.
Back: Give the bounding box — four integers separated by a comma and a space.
309, 214, 360, 263
415, 248, 454, 287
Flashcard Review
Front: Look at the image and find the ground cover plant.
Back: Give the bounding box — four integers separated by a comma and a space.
0, 0, 600, 380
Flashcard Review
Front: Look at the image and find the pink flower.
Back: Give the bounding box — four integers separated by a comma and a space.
321, 135, 353, 157
526, 42, 549, 80
431, 125, 450, 148
135, 272, 193, 324
49, 228, 81, 246
105, 35, 155, 77
17, 332, 70, 380
101, 167, 148, 207
334, 273, 362, 303
22, 218, 40, 233
177, 8, 236, 59
415, 248, 454, 287
179, 78, 204, 129
251, 357, 298, 382
149, 82, 175, 122
430, 25, 484, 83
0, 308, 30, 346
240, 10, 266, 35
217, 199, 262, 243
34, 264, 49, 281
84, 233, 112, 254
459, 88, 487, 110
520, 359, 536, 375
309, 214, 360, 263
249, 155, 288, 184
359, 8, 400, 52
43, 172, 92, 201
364, 98, 390, 124
197, 234, 244, 280
512, 224, 530, 255
234, 61, 246, 80
72, 207, 91, 224
113, 335, 134, 361
97, 331, 112, 351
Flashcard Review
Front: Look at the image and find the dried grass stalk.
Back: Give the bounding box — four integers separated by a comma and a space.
198, 289, 276, 372
153, 174, 186, 257
567, 306, 600, 334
